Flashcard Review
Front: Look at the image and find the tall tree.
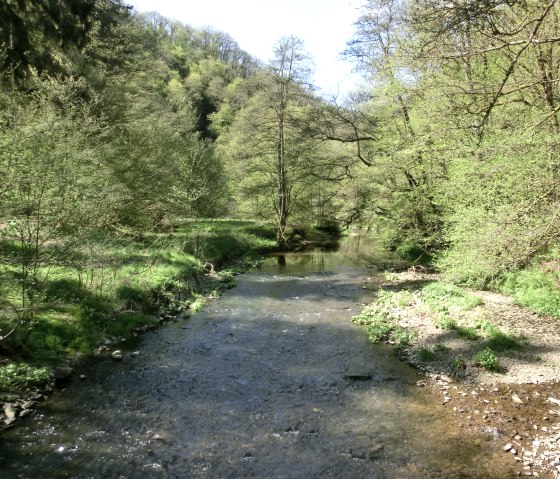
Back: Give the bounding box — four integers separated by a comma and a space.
269, 36, 314, 245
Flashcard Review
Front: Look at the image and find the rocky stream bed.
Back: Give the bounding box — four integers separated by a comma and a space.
0, 237, 554, 477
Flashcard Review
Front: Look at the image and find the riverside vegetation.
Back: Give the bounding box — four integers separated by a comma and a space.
0, 220, 279, 396
1, 0, 560, 446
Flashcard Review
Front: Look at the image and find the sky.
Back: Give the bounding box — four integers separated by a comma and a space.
128, 0, 366, 98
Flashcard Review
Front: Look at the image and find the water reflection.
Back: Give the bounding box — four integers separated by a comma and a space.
260, 232, 371, 274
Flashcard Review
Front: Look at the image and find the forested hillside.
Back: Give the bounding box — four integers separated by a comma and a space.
1, 0, 559, 379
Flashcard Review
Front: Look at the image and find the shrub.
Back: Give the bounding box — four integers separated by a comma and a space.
501, 267, 560, 318
0, 363, 52, 391
473, 348, 500, 371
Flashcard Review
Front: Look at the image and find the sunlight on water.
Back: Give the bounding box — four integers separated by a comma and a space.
0, 233, 513, 478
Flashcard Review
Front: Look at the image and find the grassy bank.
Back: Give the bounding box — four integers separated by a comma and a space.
352, 277, 524, 377
0, 219, 277, 393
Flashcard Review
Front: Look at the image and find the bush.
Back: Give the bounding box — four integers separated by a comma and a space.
500, 266, 560, 318
395, 242, 430, 263
0, 363, 52, 391
473, 348, 500, 371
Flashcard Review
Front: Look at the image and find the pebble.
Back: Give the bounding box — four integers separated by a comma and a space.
111, 350, 123, 360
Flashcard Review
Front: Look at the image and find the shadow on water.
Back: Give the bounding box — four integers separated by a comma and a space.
0, 234, 515, 478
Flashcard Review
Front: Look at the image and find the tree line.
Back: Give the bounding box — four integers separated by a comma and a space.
1, 0, 559, 352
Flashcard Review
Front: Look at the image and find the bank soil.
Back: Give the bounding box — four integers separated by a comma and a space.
376, 271, 560, 478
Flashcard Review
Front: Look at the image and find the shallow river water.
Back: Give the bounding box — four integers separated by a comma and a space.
0, 235, 514, 478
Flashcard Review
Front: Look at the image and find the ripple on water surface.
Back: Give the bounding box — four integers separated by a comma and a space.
0, 234, 514, 478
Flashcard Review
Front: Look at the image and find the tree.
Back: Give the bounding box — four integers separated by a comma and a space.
0, 78, 110, 346
219, 37, 316, 246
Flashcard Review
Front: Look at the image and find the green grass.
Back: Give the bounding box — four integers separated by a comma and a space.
0, 219, 277, 391
435, 315, 457, 330
456, 326, 480, 340
500, 266, 560, 318
420, 282, 484, 311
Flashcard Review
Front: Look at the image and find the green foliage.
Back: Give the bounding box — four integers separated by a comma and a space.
435, 315, 457, 330
395, 242, 431, 264
474, 318, 522, 351
456, 326, 480, 340
0, 363, 52, 391
393, 328, 417, 347
450, 356, 467, 374
0, 220, 275, 362
352, 297, 417, 347
434, 342, 450, 353
417, 346, 436, 362
419, 282, 484, 311
500, 265, 560, 318
473, 348, 500, 372
485, 329, 521, 352
365, 319, 394, 343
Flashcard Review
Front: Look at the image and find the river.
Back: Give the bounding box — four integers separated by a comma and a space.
0, 234, 513, 478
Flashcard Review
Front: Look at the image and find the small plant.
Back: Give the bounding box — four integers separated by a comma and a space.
474, 319, 521, 351
474, 318, 493, 332
352, 304, 393, 326
456, 326, 480, 340
0, 363, 52, 391
190, 296, 206, 312
473, 348, 500, 371
417, 345, 436, 361
393, 328, 417, 347
450, 356, 467, 373
365, 319, 394, 343
384, 272, 399, 281
485, 331, 521, 352
435, 315, 457, 330
451, 356, 467, 376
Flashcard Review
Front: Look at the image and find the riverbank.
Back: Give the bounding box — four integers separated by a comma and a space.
355, 270, 560, 478
0, 219, 282, 423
